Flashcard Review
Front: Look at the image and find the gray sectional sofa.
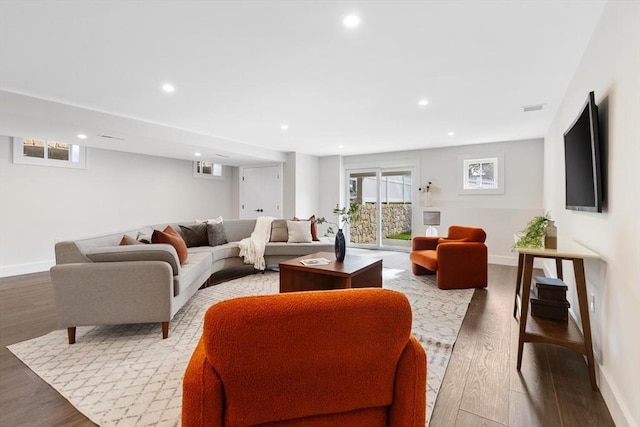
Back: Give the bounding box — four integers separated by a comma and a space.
51, 219, 333, 343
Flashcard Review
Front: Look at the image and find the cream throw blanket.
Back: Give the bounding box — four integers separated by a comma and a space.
239, 216, 275, 270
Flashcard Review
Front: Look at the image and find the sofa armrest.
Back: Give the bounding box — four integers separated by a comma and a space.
411, 236, 439, 251
436, 242, 488, 287
50, 261, 174, 327
389, 335, 427, 426
85, 244, 180, 275
182, 339, 225, 427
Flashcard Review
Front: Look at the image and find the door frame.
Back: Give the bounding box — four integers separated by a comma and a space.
345, 165, 415, 252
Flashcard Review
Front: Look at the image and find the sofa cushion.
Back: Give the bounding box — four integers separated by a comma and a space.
265, 240, 334, 257
180, 223, 209, 248
152, 226, 188, 264
86, 244, 181, 276
173, 251, 212, 297
207, 222, 229, 246
293, 215, 320, 241
409, 250, 438, 271
270, 220, 288, 242
287, 220, 312, 243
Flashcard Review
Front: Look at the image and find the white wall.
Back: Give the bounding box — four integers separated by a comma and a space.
336, 138, 544, 264
293, 153, 320, 218
543, 2, 639, 426
0, 136, 237, 277
282, 152, 320, 219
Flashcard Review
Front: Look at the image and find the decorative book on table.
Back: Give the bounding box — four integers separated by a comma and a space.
300, 258, 332, 266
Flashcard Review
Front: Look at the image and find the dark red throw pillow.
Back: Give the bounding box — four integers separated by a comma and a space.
152, 226, 188, 264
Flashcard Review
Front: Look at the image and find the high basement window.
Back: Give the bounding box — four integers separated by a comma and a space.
12, 137, 87, 169
193, 161, 223, 179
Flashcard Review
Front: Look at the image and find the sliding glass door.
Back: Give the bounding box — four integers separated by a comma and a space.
347, 168, 413, 250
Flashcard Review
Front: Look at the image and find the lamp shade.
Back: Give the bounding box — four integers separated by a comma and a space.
423, 211, 441, 226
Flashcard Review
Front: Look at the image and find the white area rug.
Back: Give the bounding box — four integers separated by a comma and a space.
8, 269, 473, 426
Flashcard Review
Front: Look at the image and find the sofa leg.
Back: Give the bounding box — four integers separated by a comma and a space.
162, 321, 169, 339
67, 327, 76, 344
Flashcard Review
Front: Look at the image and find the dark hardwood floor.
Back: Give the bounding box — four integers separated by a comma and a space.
0, 256, 615, 426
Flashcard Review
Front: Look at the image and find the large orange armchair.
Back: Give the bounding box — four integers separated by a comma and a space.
410, 225, 488, 290
182, 288, 426, 427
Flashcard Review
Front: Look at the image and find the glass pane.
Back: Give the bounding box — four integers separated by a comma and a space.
202, 161, 212, 175
212, 163, 222, 176
381, 171, 412, 249
23, 138, 45, 158
48, 142, 69, 161
348, 171, 377, 246
70, 145, 80, 162
481, 162, 495, 187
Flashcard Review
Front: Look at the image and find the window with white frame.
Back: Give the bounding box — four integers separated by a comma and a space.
458, 152, 504, 195
193, 161, 223, 179
13, 137, 87, 169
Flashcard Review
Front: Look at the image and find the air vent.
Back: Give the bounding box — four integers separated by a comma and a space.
216, 153, 230, 158
522, 104, 545, 112
96, 134, 125, 141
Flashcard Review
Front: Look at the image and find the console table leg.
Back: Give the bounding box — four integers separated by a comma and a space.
514, 253, 524, 318
517, 254, 534, 371
574, 259, 598, 391
556, 259, 563, 280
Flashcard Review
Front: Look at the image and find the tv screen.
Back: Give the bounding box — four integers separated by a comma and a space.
564, 91, 602, 212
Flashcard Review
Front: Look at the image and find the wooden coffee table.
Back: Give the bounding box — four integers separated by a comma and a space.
279, 252, 383, 293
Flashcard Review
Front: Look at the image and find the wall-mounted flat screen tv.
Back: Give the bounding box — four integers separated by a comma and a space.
563, 91, 602, 212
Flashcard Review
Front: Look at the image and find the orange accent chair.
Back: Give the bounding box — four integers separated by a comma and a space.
410, 225, 488, 290
182, 288, 426, 427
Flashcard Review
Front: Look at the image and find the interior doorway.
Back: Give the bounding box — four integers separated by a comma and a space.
239, 165, 282, 219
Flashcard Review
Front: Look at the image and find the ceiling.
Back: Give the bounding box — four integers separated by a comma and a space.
0, 1, 607, 166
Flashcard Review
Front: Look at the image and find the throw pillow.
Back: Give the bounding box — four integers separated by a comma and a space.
270, 219, 288, 242
287, 220, 312, 243
119, 235, 145, 246
207, 222, 228, 246
195, 216, 223, 224
179, 223, 209, 248
152, 226, 188, 264
136, 232, 152, 244
293, 215, 319, 241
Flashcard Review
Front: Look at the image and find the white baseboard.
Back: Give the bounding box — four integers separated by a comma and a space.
0, 260, 54, 278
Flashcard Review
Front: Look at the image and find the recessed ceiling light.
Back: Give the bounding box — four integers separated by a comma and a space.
343, 14, 361, 28
448, 132, 455, 136
162, 83, 175, 93
338, 145, 345, 149
418, 99, 429, 106
194, 152, 201, 157
280, 124, 289, 131
77, 134, 87, 139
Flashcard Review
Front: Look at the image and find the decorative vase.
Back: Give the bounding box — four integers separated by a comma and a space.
544, 220, 557, 249
335, 229, 346, 262
424, 191, 432, 207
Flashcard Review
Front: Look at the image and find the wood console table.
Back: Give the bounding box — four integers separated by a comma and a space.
514, 237, 600, 390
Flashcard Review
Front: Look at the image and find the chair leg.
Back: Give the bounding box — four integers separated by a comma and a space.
67, 327, 76, 344
162, 321, 169, 339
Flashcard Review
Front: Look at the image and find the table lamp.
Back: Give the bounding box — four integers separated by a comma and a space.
423, 211, 440, 237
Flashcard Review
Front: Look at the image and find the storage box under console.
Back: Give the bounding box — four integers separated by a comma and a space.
534, 276, 568, 301
530, 276, 570, 321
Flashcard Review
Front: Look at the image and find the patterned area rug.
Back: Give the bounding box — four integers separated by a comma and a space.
8, 268, 473, 426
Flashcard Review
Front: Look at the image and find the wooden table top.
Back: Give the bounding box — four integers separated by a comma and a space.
279, 252, 382, 276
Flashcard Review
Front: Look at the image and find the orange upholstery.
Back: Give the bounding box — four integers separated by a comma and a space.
410, 225, 488, 289
182, 288, 426, 427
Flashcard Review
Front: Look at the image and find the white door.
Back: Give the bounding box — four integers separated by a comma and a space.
240, 165, 282, 219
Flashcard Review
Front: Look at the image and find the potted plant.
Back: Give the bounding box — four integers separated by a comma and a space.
316, 203, 361, 262
512, 212, 551, 249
